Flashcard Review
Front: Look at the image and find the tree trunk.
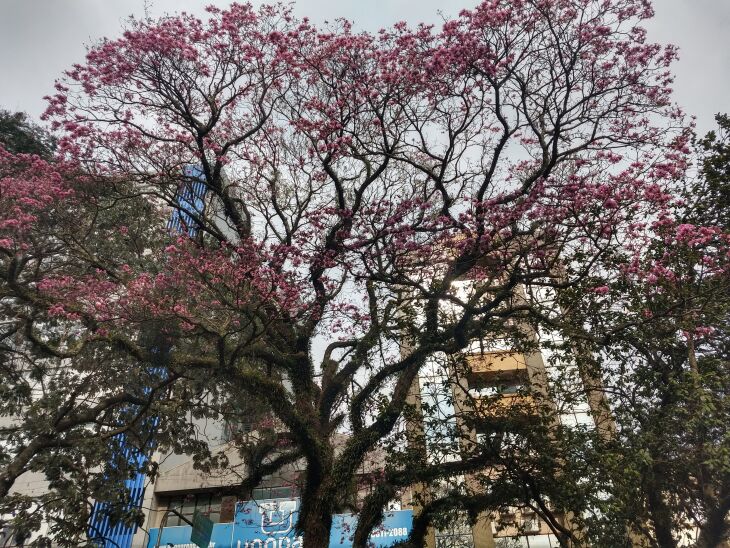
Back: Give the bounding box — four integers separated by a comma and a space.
646, 486, 677, 548
297, 444, 335, 548
695, 493, 730, 548
300, 505, 332, 548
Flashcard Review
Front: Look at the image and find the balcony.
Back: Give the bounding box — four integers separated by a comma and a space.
472, 392, 536, 418
467, 351, 526, 381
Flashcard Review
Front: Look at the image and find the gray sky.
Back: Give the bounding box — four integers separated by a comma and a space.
0, 0, 728, 133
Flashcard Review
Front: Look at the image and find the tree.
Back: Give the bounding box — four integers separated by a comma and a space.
546, 115, 730, 547
694, 114, 730, 230
3, 1, 727, 546
0, 110, 56, 158
0, 147, 200, 544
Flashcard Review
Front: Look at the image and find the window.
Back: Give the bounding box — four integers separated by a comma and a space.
469, 378, 526, 398
524, 535, 556, 547
164, 494, 225, 526
468, 367, 529, 401
251, 486, 294, 501
495, 534, 558, 548
466, 337, 513, 354
521, 513, 540, 533
222, 419, 254, 442
495, 537, 527, 548
434, 512, 473, 548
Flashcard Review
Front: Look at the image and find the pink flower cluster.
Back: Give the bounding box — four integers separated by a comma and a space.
0, 148, 76, 251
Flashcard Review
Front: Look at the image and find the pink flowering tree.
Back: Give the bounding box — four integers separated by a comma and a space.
0, 146, 191, 542
2, 0, 727, 545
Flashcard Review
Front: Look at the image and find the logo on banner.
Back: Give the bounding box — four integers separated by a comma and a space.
260, 500, 297, 535
236, 499, 302, 548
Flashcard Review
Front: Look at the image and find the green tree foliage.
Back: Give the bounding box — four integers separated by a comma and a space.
0, 146, 190, 545
0, 110, 55, 158
552, 116, 730, 547
693, 114, 730, 230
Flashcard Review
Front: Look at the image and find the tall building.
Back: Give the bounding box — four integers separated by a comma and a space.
410, 280, 596, 548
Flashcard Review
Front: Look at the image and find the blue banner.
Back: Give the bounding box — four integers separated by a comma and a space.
147, 499, 412, 548
330, 511, 412, 548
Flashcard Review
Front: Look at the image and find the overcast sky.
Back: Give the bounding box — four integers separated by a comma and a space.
0, 0, 727, 133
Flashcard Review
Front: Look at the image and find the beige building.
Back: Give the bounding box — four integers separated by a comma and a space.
407, 281, 594, 548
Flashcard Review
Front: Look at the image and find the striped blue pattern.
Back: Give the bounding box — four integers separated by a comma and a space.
90, 167, 208, 547
88, 439, 148, 548
167, 165, 208, 237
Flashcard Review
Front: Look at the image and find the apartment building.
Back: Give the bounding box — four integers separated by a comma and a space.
410, 278, 595, 548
